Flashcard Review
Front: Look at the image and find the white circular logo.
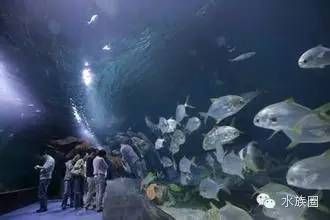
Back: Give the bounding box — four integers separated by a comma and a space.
263, 198, 276, 209
256, 193, 270, 206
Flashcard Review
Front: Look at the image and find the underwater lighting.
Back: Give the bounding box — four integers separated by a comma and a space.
72, 105, 82, 123
82, 67, 93, 87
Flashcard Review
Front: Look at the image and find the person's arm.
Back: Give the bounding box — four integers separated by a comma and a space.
102, 158, 109, 170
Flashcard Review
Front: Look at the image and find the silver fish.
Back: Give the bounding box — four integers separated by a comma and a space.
160, 156, 173, 168
286, 149, 330, 190
200, 91, 259, 124
171, 129, 186, 145
175, 96, 194, 123
185, 117, 201, 133
179, 156, 195, 173
229, 52, 256, 62
155, 138, 165, 150
199, 177, 221, 201
222, 151, 244, 179
158, 117, 169, 134
284, 103, 330, 149
298, 45, 330, 69
203, 126, 240, 151
219, 202, 253, 220
254, 98, 311, 139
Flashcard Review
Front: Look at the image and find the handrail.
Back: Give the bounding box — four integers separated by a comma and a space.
0, 187, 36, 195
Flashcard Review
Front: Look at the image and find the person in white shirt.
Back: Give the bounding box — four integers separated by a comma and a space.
120, 138, 146, 179
61, 154, 80, 209
34, 150, 55, 213
93, 149, 108, 212
71, 153, 87, 209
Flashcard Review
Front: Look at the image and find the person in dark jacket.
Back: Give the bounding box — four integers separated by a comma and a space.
106, 150, 128, 180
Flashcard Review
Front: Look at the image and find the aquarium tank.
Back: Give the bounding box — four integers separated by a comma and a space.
0, 0, 330, 219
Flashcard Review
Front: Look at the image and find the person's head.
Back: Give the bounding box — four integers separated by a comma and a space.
98, 149, 107, 158
120, 137, 132, 146
39, 148, 48, 160
90, 149, 98, 157
111, 150, 121, 157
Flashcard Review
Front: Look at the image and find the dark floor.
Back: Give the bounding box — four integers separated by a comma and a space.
0, 200, 101, 220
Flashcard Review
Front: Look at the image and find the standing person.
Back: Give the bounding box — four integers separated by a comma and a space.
106, 150, 127, 180
34, 150, 55, 213
61, 155, 79, 209
93, 149, 108, 212
71, 153, 86, 209
120, 138, 146, 179
84, 149, 98, 210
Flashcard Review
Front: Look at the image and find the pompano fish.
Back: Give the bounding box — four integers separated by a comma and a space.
180, 172, 192, 186
298, 45, 330, 69
87, 14, 98, 25
155, 138, 165, 150
169, 142, 180, 154
253, 98, 311, 139
284, 103, 330, 149
287, 149, 330, 190
179, 156, 196, 173
158, 117, 169, 134
205, 153, 215, 168
222, 151, 245, 179
229, 52, 256, 62
202, 126, 240, 151
175, 96, 194, 123
171, 129, 186, 145
200, 91, 259, 124
167, 118, 177, 133
219, 202, 253, 220
214, 144, 225, 164
160, 156, 173, 168
239, 141, 265, 172
185, 117, 201, 133
145, 116, 159, 133
199, 177, 221, 201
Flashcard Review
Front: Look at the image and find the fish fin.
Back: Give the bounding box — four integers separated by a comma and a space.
230, 117, 236, 127
216, 119, 222, 124
313, 103, 330, 121
199, 112, 208, 124
224, 201, 231, 206
184, 96, 195, 109
191, 157, 197, 166
291, 124, 303, 135
251, 185, 259, 197
222, 186, 231, 195
285, 97, 295, 103
286, 141, 299, 150
322, 149, 330, 158
317, 51, 326, 58
267, 130, 280, 140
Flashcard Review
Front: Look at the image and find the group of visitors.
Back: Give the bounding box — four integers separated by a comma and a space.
34, 138, 146, 213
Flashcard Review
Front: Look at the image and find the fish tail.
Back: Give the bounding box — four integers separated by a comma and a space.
199, 112, 208, 124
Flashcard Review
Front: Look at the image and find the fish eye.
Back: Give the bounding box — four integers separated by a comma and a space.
270, 117, 277, 122
255, 118, 260, 123
303, 59, 307, 64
